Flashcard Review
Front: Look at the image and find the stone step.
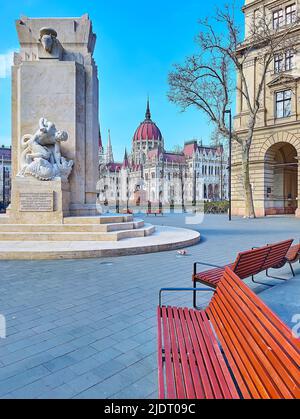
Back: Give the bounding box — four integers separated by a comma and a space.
0, 224, 155, 242
0, 215, 11, 225
0, 220, 144, 233
63, 215, 134, 225
0, 226, 201, 260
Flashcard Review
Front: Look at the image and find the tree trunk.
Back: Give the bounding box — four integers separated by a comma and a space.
241, 143, 256, 218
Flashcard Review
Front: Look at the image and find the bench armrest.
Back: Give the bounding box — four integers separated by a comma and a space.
193, 261, 224, 276
159, 288, 214, 307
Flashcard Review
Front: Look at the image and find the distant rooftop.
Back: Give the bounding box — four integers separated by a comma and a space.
0, 146, 11, 161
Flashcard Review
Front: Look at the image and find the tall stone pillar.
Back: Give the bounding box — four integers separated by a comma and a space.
296, 156, 300, 217
9, 14, 99, 223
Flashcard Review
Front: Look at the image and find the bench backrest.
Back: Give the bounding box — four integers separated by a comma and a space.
207, 267, 300, 399
287, 244, 300, 262
232, 246, 271, 279
261, 239, 293, 271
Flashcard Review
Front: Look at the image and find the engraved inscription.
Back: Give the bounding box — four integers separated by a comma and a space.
19, 192, 54, 212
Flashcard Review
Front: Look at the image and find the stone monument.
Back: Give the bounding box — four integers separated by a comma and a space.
0, 15, 201, 259
8, 15, 99, 224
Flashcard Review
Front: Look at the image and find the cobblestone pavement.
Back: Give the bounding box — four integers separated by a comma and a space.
0, 214, 299, 399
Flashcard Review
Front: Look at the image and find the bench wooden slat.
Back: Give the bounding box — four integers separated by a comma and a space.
194, 266, 228, 288
211, 288, 293, 398
175, 308, 203, 398
161, 306, 177, 398
221, 273, 300, 361
194, 240, 294, 289
221, 267, 300, 352
167, 307, 186, 399
207, 301, 255, 399
171, 308, 198, 398
183, 308, 218, 399
261, 240, 293, 270
157, 307, 166, 399
233, 247, 270, 278
158, 306, 240, 399
207, 268, 300, 399
287, 244, 300, 263
194, 310, 239, 399
208, 299, 269, 398
159, 267, 299, 399
217, 279, 299, 398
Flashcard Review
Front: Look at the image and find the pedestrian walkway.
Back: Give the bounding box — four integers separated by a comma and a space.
0, 214, 299, 399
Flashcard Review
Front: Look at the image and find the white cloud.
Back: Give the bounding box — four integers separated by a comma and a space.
0, 51, 15, 79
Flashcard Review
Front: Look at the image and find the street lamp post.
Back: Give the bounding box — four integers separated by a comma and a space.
192, 158, 197, 209
225, 110, 232, 221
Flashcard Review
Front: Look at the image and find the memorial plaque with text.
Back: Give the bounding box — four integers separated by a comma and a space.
19, 192, 54, 212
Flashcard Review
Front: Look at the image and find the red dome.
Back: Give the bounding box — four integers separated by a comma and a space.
133, 120, 162, 142
133, 100, 163, 142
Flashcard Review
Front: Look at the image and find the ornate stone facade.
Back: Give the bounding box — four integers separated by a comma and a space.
97, 102, 228, 208
233, 0, 300, 217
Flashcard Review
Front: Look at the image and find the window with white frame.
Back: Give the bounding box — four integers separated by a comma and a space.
286, 3, 297, 24
285, 49, 294, 70
273, 9, 284, 28
273, 4, 297, 29
274, 53, 284, 72
275, 90, 292, 118
274, 50, 294, 72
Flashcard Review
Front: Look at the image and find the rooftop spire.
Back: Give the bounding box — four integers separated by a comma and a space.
98, 127, 103, 150
145, 97, 151, 120
122, 148, 129, 169
106, 129, 114, 164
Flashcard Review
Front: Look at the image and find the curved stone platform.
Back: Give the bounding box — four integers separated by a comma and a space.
0, 226, 200, 260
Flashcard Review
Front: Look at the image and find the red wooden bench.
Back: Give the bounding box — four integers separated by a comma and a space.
193, 239, 294, 306
281, 243, 300, 277
158, 267, 300, 399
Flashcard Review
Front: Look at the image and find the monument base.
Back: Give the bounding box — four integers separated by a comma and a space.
69, 203, 98, 217
0, 224, 200, 260
7, 177, 70, 225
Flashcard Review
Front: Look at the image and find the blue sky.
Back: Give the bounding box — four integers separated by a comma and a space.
0, 0, 244, 161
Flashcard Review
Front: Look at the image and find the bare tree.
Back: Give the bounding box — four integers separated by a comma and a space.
168, 2, 299, 218
210, 127, 227, 149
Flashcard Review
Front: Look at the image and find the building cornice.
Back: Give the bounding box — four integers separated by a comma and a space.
234, 117, 300, 135
267, 73, 300, 87
242, 0, 288, 13
237, 25, 300, 54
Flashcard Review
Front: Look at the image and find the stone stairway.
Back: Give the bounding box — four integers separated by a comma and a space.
0, 215, 156, 242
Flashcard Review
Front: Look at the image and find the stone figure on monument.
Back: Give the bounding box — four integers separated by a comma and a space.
39, 27, 58, 53
18, 118, 74, 181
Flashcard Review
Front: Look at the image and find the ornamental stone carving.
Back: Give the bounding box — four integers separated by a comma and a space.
39, 27, 58, 53
18, 118, 74, 181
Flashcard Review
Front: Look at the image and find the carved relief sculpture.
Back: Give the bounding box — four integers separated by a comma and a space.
18, 118, 74, 181
39, 27, 58, 53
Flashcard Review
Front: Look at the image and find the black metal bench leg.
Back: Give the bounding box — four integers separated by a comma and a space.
265, 268, 290, 281
289, 263, 295, 277
251, 272, 273, 287
193, 279, 197, 309
193, 280, 204, 310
